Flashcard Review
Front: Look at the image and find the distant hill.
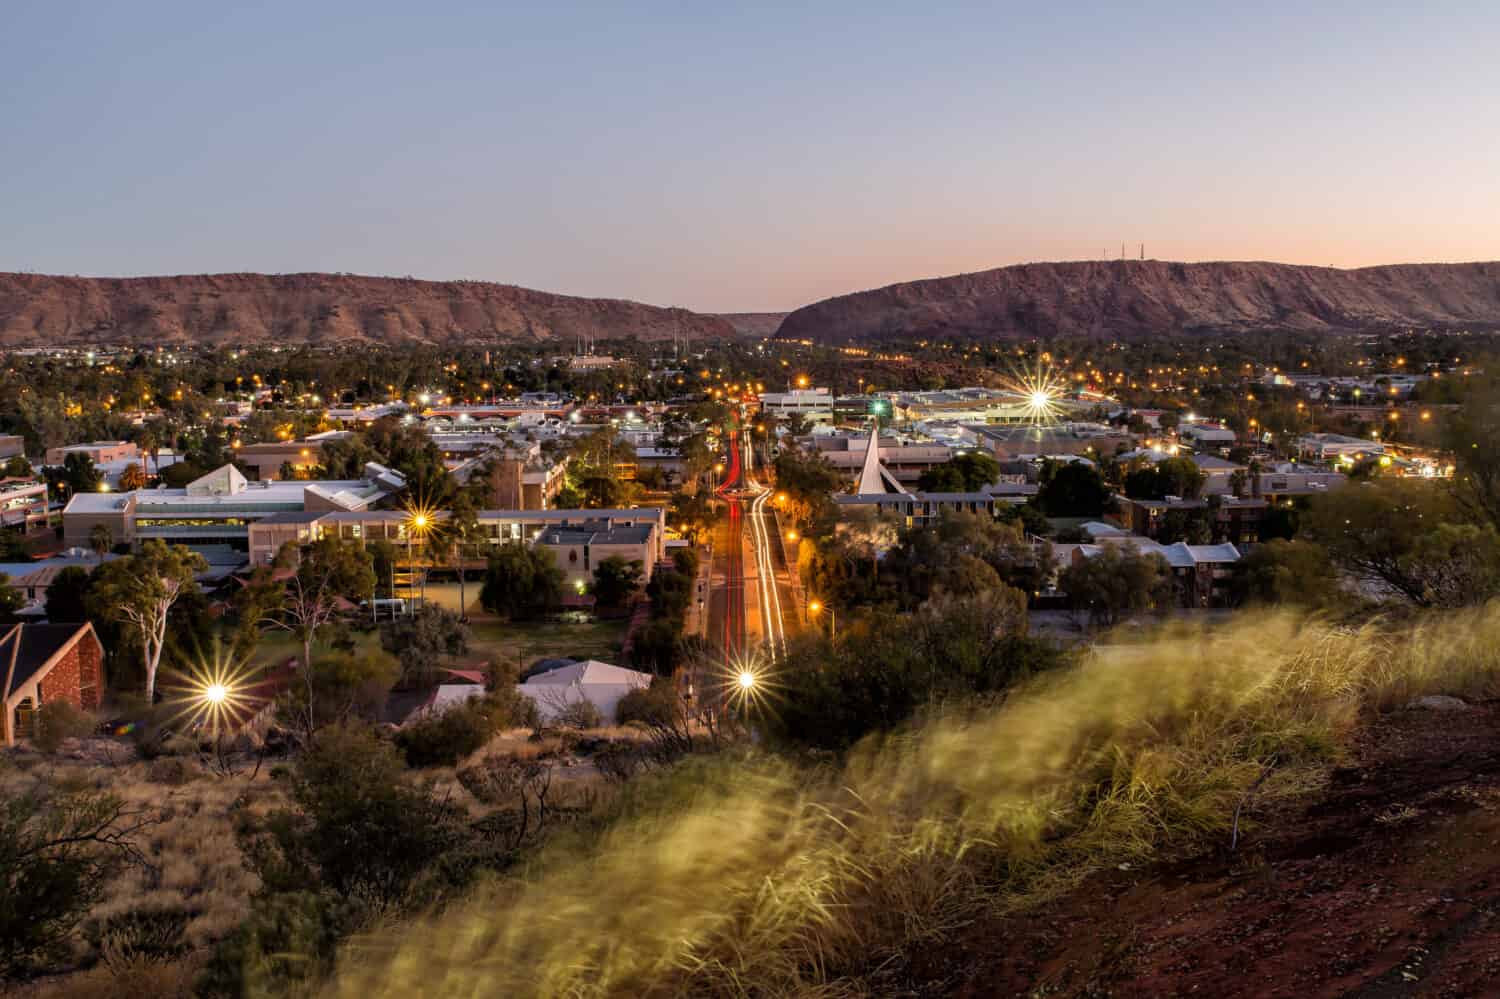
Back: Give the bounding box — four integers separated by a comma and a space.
716, 312, 790, 337
0, 272, 737, 346
775, 260, 1500, 342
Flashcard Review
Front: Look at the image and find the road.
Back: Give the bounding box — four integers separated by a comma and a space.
705, 420, 796, 663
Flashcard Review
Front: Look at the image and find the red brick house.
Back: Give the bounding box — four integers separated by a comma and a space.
0, 623, 104, 745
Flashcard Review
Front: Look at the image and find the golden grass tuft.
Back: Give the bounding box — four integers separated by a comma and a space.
324, 606, 1500, 997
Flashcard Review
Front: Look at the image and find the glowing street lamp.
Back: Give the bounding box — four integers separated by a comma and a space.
785, 530, 799, 542
808, 599, 835, 639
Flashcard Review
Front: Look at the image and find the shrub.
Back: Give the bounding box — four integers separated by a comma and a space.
84, 903, 192, 963
395, 700, 497, 767
32, 701, 95, 753
0, 790, 150, 978
239, 723, 467, 906
145, 757, 199, 786
553, 698, 603, 730
197, 891, 366, 999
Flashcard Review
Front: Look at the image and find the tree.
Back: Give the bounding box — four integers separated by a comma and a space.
668, 490, 718, 544
62, 452, 100, 495
1301, 479, 1500, 608
117, 461, 146, 492
1035, 460, 1109, 517
592, 556, 644, 610
1230, 540, 1342, 609
0, 574, 21, 624
260, 538, 376, 672
276, 652, 398, 732
88, 524, 113, 563
916, 451, 1001, 493
1058, 542, 1172, 627
43, 566, 92, 622
1124, 456, 1205, 500
380, 604, 471, 685
240, 722, 465, 907
438, 493, 483, 619
480, 542, 563, 621
88, 541, 207, 700
1, 456, 32, 479
0, 789, 156, 978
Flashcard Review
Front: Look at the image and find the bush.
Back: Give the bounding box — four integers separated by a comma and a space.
553, 699, 603, 730
145, 757, 199, 786
32, 701, 95, 753
197, 891, 367, 999
395, 700, 497, 767
84, 903, 191, 962
671, 547, 700, 578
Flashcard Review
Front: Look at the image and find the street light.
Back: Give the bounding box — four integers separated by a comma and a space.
808, 599, 835, 639
785, 530, 799, 542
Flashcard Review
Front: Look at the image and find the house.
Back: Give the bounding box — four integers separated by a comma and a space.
0, 622, 104, 745
1177, 422, 1238, 449
537, 522, 657, 588
1054, 538, 1241, 608
519, 659, 651, 724
45, 441, 140, 467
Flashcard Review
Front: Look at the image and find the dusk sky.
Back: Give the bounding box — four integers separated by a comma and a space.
4, 2, 1498, 312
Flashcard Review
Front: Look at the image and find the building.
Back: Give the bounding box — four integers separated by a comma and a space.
1055, 538, 1241, 608
237, 431, 352, 480
887, 387, 1093, 424
1177, 422, 1238, 449
44, 441, 138, 467
1, 622, 104, 745
0, 436, 24, 461
807, 433, 955, 485
249, 506, 668, 568
519, 659, 651, 724
0, 478, 49, 532
759, 388, 835, 424
536, 522, 658, 588
61, 462, 407, 553
1298, 433, 1385, 463
964, 423, 1135, 461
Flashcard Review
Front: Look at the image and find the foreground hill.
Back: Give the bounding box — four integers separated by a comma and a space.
776, 260, 1500, 341
0, 272, 737, 346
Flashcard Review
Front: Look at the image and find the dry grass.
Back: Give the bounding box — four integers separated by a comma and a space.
0, 748, 283, 971
325, 606, 1500, 999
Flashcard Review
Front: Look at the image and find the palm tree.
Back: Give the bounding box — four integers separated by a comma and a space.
88, 524, 113, 563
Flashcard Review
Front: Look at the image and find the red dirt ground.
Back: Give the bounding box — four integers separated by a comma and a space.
900, 703, 1500, 998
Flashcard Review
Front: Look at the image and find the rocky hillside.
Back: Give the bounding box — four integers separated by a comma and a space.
715, 312, 789, 337
0, 272, 737, 346
776, 260, 1500, 341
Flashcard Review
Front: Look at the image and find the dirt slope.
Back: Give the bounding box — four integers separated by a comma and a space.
894, 703, 1500, 998
0, 272, 736, 346
775, 260, 1500, 342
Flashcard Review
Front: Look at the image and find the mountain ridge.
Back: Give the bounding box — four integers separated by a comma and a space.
0, 271, 738, 346
775, 259, 1500, 341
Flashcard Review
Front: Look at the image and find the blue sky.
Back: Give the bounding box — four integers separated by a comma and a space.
3, 1, 1497, 311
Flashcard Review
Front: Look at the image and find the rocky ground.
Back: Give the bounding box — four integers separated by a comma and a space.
900, 701, 1500, 997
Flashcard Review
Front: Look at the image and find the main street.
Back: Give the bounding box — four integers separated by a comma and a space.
705, 418, 798, 663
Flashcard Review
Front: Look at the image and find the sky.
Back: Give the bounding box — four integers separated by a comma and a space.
3, 2, 1498, 312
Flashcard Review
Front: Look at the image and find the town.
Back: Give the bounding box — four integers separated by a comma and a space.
4, 326, 1500, 993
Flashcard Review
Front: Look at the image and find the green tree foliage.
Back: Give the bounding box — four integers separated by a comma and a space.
768, 590, 1063, 752
592, 556, 644, 610
1058, 543, 1173, 627
772, 446, 843, 527
1035, 460, 1110, 518
917, 451, 1002, 493
246, 538, 376, 671
43, 566, 93, 622
395, 699, 499, 767
87, 540, 208, 699
1230, 540, 1342, 609
668, 490, 718, 544
379, 604, 471, 685
1123, 456, 1206, 500
61, 452, 101, 495
1302, 479, 1500, 608
480, 542, 563, 621
240, 722, 467, 905
277, 652, 399, 732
